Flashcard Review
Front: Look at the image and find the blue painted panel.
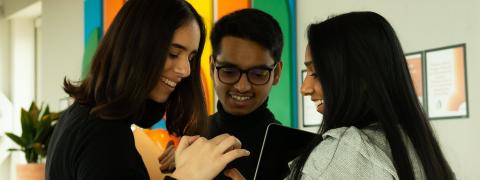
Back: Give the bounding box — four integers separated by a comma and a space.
288, 0, 298, 128
84, 0, 103, 43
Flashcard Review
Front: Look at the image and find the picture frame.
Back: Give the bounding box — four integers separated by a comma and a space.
405, 52, 426, 107
424, 44, 468, 120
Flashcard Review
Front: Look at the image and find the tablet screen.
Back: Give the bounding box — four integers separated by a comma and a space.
254, 124, 317, 179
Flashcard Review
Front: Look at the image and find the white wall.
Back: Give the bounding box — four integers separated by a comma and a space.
1, 0, 83, 178
0, 16, 10, 99
11, 18, 36, 125
0, 158, 10, 179
1, 3, 11, 180
9, 18, 36, 180
39, 0, 83, 111
297, 0, 480, 179
3, 0, 37, 17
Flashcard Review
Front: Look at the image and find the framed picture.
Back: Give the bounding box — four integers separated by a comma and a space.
425, 44, 468, 119
405, 52, 425, 106
301, 70, 323, 127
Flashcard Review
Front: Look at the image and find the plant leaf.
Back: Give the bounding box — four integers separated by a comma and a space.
7, 148, 23, 152
16, 101, 62, 163
20, 109, 35, 146
34, 120, 52, 143
5, 132, 26, 147
32, 143, 45, 157
29, 102, 40, 122
44, 106, 50, 117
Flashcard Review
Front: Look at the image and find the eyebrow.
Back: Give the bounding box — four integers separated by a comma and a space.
171, 43, 187, 50
216, 61, 274, 69
171, 43, 198, 54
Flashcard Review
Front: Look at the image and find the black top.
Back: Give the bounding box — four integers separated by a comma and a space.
46, 103, 149, 180
208, 100, 281, 180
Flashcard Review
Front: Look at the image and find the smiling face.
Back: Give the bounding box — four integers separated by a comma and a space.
212, 36, 282, 116
301, 45, 325, 113
149, 19, 200, 103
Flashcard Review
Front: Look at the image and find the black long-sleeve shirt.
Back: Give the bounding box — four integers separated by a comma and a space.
46, 103, 149, 180
208, 100, 281, 180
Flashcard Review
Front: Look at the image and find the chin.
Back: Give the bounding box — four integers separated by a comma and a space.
151, 95, 168, 103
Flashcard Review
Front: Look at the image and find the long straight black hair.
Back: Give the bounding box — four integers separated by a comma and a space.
291, 12, 454, 179
64, 0, 208, 136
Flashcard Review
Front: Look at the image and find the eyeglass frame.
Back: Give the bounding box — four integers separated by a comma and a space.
213, 62, 278, 85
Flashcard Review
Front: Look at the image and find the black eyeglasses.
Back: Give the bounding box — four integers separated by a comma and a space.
214, 63, 277, 85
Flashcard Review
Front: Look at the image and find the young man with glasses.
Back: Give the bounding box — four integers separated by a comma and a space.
158, 9, 284, 179
207, 8, 284, 179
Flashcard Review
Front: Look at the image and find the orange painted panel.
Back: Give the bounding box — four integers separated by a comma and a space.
216, 0, 250, 20
103, 0, 125, 33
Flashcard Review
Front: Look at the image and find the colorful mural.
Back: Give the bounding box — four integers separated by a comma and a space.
83, 0, 297, 128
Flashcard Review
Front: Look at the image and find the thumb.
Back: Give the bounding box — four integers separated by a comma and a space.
176, 135, 199, 155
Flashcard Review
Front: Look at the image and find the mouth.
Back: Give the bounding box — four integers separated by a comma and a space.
161, 77, 177, 89
230, 94, 252, 102
313, 99, 324, 107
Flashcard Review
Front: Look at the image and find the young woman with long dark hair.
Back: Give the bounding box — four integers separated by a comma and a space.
46, 0, 249, 179
290, 11, 454, 180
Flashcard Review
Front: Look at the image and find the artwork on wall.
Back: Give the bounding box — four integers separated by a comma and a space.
425, 44, 468, 119
405, 52, 425, 106
301, 70, 322, 127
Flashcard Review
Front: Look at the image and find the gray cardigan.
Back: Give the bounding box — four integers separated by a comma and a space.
294, 125, 426, 180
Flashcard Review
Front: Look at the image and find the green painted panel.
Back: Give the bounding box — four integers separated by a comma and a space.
82, 28, 100, 79
253, 0, 292, 127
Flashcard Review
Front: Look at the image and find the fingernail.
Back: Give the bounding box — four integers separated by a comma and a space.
245, 150, 250, 155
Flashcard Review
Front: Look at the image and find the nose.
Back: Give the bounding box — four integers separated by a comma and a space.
301, 76, 313, 96
174, 57, 191, 78
233, 73, 252, 93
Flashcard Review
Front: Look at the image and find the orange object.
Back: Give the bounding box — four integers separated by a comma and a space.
143, 128, 179, 150
216, 0, 250, 20
103, 0, 125, 33
16, 164, 45, 180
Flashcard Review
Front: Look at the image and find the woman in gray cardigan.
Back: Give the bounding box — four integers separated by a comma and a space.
290, 11, 455, 180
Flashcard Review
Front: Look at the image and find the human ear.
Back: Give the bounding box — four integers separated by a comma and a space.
273, 61, 283, 85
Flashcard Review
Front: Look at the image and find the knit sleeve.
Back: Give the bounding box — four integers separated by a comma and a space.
300, 127, 397, 180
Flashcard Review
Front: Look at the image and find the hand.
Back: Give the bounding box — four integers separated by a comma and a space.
224, 168, 246, 180
171, 134, 250, 180
158, 140, 176, 173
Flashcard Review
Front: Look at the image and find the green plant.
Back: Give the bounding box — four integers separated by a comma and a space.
5, 102, 61, 163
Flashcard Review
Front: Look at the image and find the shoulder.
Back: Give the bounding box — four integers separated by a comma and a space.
264, 107, 281, 125
208, 112, 220, 121
301, 126, 398, 180
52, 103, 133, 152
271, 118, 282, 125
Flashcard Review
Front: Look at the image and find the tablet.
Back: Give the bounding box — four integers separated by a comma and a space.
253, 123, 317, 179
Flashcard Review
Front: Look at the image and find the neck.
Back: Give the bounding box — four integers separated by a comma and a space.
216, 98, 273, 126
